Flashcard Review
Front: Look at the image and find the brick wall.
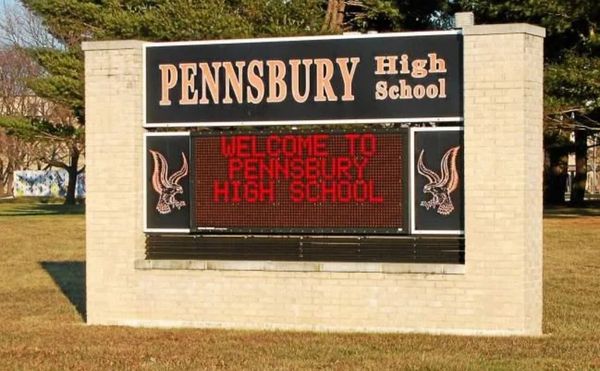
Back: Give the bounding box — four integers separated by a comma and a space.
83, 23, 544, 335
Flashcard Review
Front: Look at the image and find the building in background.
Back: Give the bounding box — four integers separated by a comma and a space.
567, 134, 599, 197
12, 169, 85, 198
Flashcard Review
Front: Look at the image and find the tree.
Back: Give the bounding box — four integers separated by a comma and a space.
545, 55, 600, 205
0, 130, 40, 196
4, 0, 328, 203
321, 0, 450, 33
17, 46, 85, 205
0, 46, 45, 196
0, 114, 84, 203
16, 0, 598, 206
18, 0, 327, 42
0, 2, 84, 204
457, 0, 600, 205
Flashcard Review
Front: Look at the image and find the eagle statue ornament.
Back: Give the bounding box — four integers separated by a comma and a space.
149, 150, 188, 214
417, 146, 460, 216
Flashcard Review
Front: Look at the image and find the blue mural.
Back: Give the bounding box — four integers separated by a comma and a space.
13, 170, 86, 198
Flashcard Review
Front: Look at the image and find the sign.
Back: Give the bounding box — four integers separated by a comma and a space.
410, 127, 464, 234
144, 31, 463, 127
193, 130, 409, 233
144, 133, 191, 232
143, 129, 465, 235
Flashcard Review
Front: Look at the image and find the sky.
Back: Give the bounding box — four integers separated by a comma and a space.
0, 0, 20, 23
0, 0, 20, 46
1, 0, 19, 12
2, 0, 18, 7
0, 0, 56, 47
0, 0, 22, 20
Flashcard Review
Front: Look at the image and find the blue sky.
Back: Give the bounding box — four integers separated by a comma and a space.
1, 0, 22, 19
0, 0, 37, 47
2, 0, 18, 7
1, 0, 22, 14
1, 0, 18, 9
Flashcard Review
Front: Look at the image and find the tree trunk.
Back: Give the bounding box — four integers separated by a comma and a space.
0, 163, 15, 197
322, 0, 346, 33
6, 170, 13, 197
64, 147, 80, 205
570, 130, 588, 205
544, 146, 568, 205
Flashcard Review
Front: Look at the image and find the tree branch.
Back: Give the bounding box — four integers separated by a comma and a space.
43, 159, 69, 169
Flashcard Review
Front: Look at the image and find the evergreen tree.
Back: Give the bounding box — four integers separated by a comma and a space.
457, 0, 600, 204
5, 0, 326, 204
10, 0, 599, 205
326, 0, 450, 32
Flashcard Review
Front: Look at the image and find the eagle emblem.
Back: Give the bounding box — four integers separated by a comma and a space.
417, 146, 460, 216
149, 150, 188, 214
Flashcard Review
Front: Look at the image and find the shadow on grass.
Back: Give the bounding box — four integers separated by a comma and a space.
40, 261, 86, 321
544, 201, 600, 219
0, 203, 85, 217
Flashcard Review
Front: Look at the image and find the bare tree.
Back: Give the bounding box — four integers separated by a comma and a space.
0, 45, 39, 196
0, 0, 60, 49
0, 46, 43, 114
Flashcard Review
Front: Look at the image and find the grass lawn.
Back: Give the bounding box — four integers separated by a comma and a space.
0, 200, 599, 369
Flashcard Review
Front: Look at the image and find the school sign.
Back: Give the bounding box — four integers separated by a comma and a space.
144, 33, 462, 125
84, 18, 545, 335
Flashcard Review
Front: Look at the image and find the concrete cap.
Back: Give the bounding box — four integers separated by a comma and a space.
455, 12, 475, 28
82, 40, 145, 51
462, 23, 546, 37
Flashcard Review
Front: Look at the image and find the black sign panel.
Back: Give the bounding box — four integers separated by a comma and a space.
411, 128, 464, 233
145, 32, 463, 126
143, 129, 465, 235
145, 133, 191, 231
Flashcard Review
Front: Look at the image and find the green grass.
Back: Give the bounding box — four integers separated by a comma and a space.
0, 200, 599, 369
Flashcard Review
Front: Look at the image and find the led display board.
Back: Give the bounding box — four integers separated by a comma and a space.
144, 129, 466, 235
144, 31, 463, 127
193, 130, 408, 233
